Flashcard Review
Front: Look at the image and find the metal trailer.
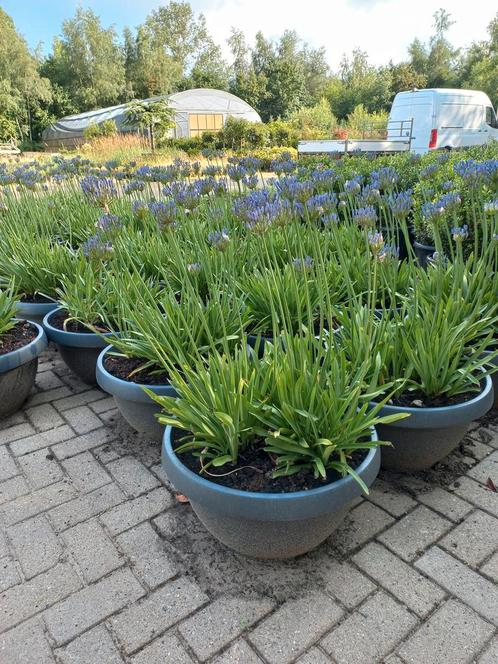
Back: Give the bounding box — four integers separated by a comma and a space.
297, 119, 414, 157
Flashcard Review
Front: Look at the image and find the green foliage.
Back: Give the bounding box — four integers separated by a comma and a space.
0, 285, 18, 338
124, 99, 174, 150
83, 119, 118, 140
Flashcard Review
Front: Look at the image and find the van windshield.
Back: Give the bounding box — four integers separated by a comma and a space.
486, 106, 498, 129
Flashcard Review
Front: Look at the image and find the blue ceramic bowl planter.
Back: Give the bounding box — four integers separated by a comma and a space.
0, 321, 47, 419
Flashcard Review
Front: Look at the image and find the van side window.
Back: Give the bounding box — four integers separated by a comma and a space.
486, 106, 498, 129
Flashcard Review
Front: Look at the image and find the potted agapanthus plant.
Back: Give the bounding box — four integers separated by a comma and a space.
43, 257, 116, 385
344, 265, 498, 471
152, 333, 407, 559
0, 234, 77, 324
0, 286, 47, 419
96, 273, 246, 441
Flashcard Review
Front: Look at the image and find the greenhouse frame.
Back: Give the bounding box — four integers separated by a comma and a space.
42, 88, 262, 148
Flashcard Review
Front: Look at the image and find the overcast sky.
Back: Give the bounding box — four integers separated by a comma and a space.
3, 0, 496, 69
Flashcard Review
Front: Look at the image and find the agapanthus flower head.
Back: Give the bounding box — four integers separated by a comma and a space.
371, 167, 398, 192
80, 176, 117, 206
422, 201, 445, 223
484, 199, 498, 215
202, 164, 222, 177
131, 200, 149, 220
292, 256, 313, 271
367, 230, 384, 254
82, 234, 113, 260
451, 224, 469, 242
242, 174, 259, 190
271, 157, 297, 175
305, 192, 338, 219
378, 244, 399, 262
96, 214, 122, 232
344, 177, 362, 195
420, 163, 439, 179
123, 180, 146, 194
360, 184, 381, 206
148, 201, 178, 230
274, 176, 313, 203
388, 190, 412, 219
353, 205, 377, 227
427, 251, 448, 268
187, 262, 201, 273
438, 191, 461, 213
321, 212, 339, 225
208, 229, 230, 251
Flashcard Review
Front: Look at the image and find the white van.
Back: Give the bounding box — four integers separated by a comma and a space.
388, 88, 498, 154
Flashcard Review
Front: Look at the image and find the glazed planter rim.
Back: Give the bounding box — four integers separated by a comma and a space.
371, 375, 493, 429
96, 345, 176, 403
43, 307, 111, 349
0, 319, 47, 373
162, 425, 380, 521
17, 299, 58, 314
413, 240, 436, 251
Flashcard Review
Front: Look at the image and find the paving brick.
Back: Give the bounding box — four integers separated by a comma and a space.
0, 562, 81, 632
0, 422, 35, 446
464, 438, 494, 460
322, 560, 375, 609
55, 625, 124, 664
10, 425, 74, 456
0, 620, 55, 664
100, 487, 173, 535
398, 599, 494, 664
367, 478, 417, 517
1, 481, 76, 526
115, 521, 176, 588
353, 542, 446, 618
0, 475, 29, 505
415, 546, 498, 626
48, 482, 125, 532
61, 451, 111, 492
211, 640, 263, 664
44, 567, 145, 646
416, 487, 473, 522
53, 389, 107, 411
480, 551, 498, 580
93, 443, 121, 464
90, 396, 116, 414
8, 515, 62, 578
249, 591, 343, 664
440, 510, 498, 567
130, 634, 194, 664
0, 530, 8, 558
18, 448, 64, 489
110, 578, 208, 654
296, 647, 331, 664
62, 519, 123, 582
0, 556, 21, 591
107, 457, 161, 498
334, 501, 395, 554
26, 403, 65, 432
179, 596, 274, 661
453, 477, 498, 518
468, 450, 498, 485
378, 505, 452, 562
479, 636, 498, 664
321, 591, 418, 664
52, 427, 114, 460
35, 371, 64, 391
26, 386, 73, 407
0, 446, 18, 481
63, 406, 103, 435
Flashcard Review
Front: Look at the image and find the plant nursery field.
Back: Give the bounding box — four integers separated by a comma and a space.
1, 144, 498, 663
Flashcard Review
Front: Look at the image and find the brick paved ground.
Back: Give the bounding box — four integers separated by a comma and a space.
1, 346, 498, 664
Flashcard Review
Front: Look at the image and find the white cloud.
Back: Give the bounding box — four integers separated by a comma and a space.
188, 0, 495, 69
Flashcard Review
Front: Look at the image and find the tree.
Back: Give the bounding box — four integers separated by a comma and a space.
123, 99, 174, 150
43, 7, 125, 111
461, 13, 498, 107
388, 62, 427, 97
0, 8, 51, 142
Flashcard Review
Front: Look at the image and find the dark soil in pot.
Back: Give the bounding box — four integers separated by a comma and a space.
391, 388, 478, 409
175, 429, 368, 493
21, 294, 54, 304
0, 322, 38, 355
103, 355, 170, 385
49, 310, 108, 334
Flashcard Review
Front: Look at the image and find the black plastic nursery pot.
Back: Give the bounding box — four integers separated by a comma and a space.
0, 321, 47, 419
413, 241, 436, 269
43, 308, 111, 385
96, 346, 177, 442
161, 425, 381, 559
16, 299, 58, 326
372, 376, 494, 472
